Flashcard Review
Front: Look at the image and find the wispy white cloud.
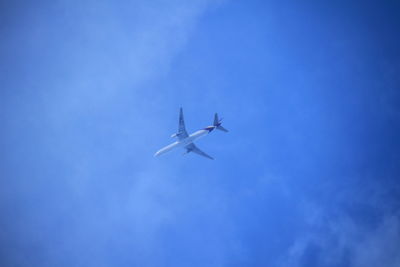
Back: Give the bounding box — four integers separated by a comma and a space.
352, 214, 400, 267
1, 1, 234, 266
277, 179, 400, 267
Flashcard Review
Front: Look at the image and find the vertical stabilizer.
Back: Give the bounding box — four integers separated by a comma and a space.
213, 113, 219, 126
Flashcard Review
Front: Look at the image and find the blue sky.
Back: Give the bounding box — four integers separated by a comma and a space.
1, 1, 400, 266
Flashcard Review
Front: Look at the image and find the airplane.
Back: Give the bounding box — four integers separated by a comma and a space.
154, 108, 228, 160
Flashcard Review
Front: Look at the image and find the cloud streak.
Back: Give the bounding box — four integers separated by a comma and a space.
277, 179, 400, 267
1, 1, 231, 266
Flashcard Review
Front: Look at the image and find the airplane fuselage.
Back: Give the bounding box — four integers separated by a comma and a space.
154, 127, 214, 157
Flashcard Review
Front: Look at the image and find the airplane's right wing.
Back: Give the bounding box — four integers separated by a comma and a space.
185, 143, 214, 160
177, 108, 189, 140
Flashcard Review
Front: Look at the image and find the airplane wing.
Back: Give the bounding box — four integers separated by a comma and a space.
185, 143, 214, 160
178, 108, 189, 140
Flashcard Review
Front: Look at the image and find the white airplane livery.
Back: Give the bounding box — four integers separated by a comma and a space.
154, 108, 228, 160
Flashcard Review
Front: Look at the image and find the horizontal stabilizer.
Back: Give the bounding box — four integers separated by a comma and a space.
216, 125, 228, 132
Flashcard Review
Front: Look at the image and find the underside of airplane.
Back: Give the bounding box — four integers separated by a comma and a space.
154, 108, 228, 160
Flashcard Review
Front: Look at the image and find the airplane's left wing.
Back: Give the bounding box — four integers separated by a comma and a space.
185, 143, 214, 160
177, 108, 189, 140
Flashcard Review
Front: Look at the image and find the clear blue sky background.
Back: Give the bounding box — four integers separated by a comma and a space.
1, 1, 400, 266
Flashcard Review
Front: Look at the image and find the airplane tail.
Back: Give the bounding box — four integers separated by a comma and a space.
213, 113, 228, 132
